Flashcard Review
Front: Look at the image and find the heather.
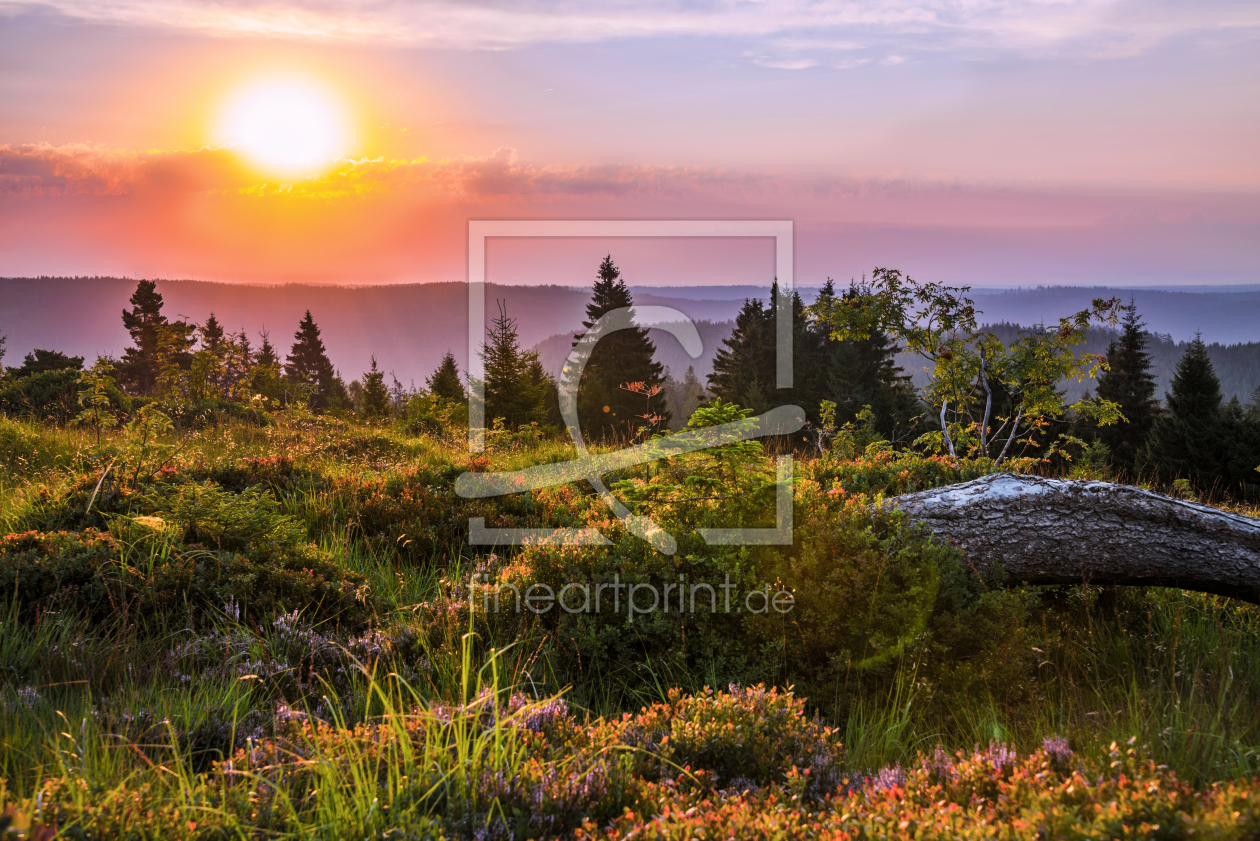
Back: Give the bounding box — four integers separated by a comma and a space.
2, 274, 1259, 839
0, 409, 1258, 839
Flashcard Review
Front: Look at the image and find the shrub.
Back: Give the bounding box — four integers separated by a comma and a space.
0, 483, 377, 630
0, 369, 126, 422
619, 684, 847, 799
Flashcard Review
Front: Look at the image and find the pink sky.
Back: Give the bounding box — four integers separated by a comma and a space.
1, 1, 1257, 287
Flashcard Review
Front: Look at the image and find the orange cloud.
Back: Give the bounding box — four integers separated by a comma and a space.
1, 142, 1256, 287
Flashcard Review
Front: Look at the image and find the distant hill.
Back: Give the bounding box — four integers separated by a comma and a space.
1, 277, 1257, 395
531, 320, 736, 385
898, 323, 1260, 405
0, 277, 749, 387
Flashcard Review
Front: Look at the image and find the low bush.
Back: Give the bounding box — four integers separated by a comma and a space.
0, 369, 125, 422
0, 479, 378, 630
619, 684, 847, 799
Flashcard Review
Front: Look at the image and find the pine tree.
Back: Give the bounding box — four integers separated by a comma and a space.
256, 329, 280, 369
678, 365, 706, 425
573, 256, 667, 439
10, 349, 85, 378
1143, 335, 1225, 487
427, 351, 467, 402
482, 302, 549, 428
709, 296, 775, 414
361, 356, 391, 420
0, 331, 6, 377
118, 280, 170, 394
202, 313, 226, 355
1219, 396, 1260, 497
285, 311, 341, 410
1093, 302, 1159, 472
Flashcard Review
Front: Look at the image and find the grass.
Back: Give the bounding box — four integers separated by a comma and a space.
1, 410, 1258, 838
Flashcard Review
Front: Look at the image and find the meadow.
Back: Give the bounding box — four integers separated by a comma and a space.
1, 408, 1258, 839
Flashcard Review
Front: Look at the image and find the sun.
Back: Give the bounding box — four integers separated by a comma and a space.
218, 78, 350, 176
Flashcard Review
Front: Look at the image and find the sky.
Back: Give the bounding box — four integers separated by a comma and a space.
1, 0, 1258, 288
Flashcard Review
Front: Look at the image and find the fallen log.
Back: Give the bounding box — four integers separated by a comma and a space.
887, 473, 1260, 604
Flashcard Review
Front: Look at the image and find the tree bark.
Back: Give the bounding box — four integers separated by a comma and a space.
887, 473, 1260, 604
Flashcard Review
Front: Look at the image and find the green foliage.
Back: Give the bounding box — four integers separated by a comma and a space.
1, 368, 126, 422
1, 405, 1259, 839
574, 255, 668, 439
710, 280, 923, 439
361, 355, 391, 420
481, 301, 554, 430
285, 310, 345, 411
0, 483, 374, 631
1143, 335, 1260, 497
117, 279, 169, 394
73, 358, 120, 443
811, 268, 1124, 464
6, 348, 85, 379
1092, 302, 1160, 471
620, 684, 846, 797
426, 350, 467, 402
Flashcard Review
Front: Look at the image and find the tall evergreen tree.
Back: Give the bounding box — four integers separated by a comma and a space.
0, 331, 6, 376
202, 313, 226, 355
573, 256, 667, 439
1219, 397, 1260, 497
1093, 302, 1159, 471
285, 311, 341, 410
482, 302, 550, 428
1142, 335, 1224, 487
361, 356, 391, 419
709, 296, 776, 415
427, 351, 467, 402
677, 365, 706, 426
709, 279, 920, 438
118, 280, 169, 394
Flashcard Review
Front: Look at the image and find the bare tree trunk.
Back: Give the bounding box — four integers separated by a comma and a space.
887, 473, 1260, 604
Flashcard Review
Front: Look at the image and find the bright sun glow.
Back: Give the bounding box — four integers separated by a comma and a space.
219, 79, 349, 176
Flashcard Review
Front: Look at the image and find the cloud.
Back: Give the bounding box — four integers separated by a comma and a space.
11, 0, 1259, 60
753, 57, 819, 69
0, 142, 780, 204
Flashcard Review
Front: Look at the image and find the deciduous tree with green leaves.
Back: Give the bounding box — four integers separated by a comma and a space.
74, 358, 119, 444
809, 268, 1124, 464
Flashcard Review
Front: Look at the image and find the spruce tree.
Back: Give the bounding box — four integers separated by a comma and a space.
285, 311, 341, 410
482, 302, 549, 428
1093, 302, 1159, 472
202, 313, 226, 355
678, 364, 706, 425
573, 256, 667, 439
0, 332, 6, 377
1219, 396, 1260, 498
361, 356, 391, 419
118, 280, 169, 394
427, 351, 467, 402
709, 296, 775, 414
1143, 335, 1224, 487
256, 330, 280, 368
